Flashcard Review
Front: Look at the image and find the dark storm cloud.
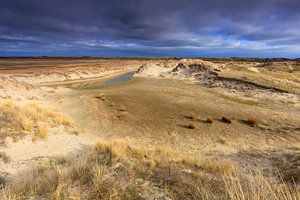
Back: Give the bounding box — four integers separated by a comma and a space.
0, 0, 299, 57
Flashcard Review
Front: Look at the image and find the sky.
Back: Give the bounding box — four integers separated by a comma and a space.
0, 0, 299, 58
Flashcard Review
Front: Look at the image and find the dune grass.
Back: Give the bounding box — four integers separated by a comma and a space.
222, 115, 234, 124
206, 117, 213, 123
35, 121, 48, 139
187, 123, 196, 129
1, 139, 299, 200
0, 99, 73, 142
246, 116, 259, 127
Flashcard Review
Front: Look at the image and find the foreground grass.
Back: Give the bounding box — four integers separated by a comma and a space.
0, 99, 73, 142
1, 139, 299, 200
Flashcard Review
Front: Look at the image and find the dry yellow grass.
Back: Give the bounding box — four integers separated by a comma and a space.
19, 118, 33, 132
0, 99, 73, 141
247, 116, 259, 127
222, 115, 234, 124
223, 173, 300, 200
206, 117, 213, 123
186, 123, 196, 129
119, 105, 127, 112
1, 139, 299, 200
35, 122, 48, 139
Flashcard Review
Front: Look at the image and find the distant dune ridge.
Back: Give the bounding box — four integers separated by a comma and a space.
135, 59, 299, 105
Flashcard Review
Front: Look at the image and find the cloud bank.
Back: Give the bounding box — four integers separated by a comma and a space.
0, 0, 299, 57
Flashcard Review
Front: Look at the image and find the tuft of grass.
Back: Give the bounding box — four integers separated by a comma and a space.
51, 113, 73, 126
101, 97, 106, 101
222, 115, 234, 124
223, 172, 300, 200
35, 122, 48, 139
185, 123, 196, 129
186, 123, 196, 129
95, 94, 106, 101
119, 105, 127, 112
20, 118, 33, 132
206, 117, 213, 123
247, 116, 259, 127
116, 112, 128, 119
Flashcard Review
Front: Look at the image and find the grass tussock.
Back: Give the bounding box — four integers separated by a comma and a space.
95, 94, 106, 101
1, 139, 299, 200
119, 105, 127, 112
247, 116, 259, 127
20, 118, 33, 132
186, 123, 196, 129
222, 115, 234, 124
0, 99, 73, 142
35, 122, 48, 139
206, 117, 213, 123
116, 112, 128, 119
223, 173, 300, 200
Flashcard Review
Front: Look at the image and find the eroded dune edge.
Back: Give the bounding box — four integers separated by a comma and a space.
0, 58, 299, 199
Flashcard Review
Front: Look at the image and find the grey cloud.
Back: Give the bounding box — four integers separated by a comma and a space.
0, 0, 299, 57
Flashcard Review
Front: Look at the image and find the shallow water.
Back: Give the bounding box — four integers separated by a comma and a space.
80, 71, 135, 89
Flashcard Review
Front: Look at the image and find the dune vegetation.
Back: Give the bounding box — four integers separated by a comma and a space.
0, 99, 73, 142
1, 139, 299, 200
0, 58, 299, 199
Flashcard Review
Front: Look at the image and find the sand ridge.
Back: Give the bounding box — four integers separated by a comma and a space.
135, 59, 299, 105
